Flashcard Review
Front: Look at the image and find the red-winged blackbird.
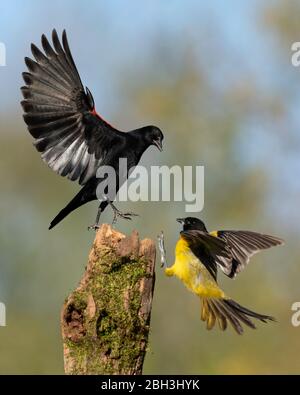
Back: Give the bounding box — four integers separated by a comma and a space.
164, 217, 284, 334
21, 29, 164, 230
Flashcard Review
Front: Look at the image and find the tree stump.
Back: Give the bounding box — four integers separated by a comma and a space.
61, 224, 156, 375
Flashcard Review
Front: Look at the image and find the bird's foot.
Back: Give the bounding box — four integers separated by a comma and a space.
157, 231, 167, 267
112, 210, 139, 225
87, 224, 100, 231
109, 204, 138, 225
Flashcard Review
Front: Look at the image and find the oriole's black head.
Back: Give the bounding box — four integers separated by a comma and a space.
176, 217, 208, 232
142, 125, 164, 151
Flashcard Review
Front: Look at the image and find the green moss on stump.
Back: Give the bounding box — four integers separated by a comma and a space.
63, 248, 152, 375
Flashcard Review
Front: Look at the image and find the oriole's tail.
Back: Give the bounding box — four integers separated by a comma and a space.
201, 298, 275, 335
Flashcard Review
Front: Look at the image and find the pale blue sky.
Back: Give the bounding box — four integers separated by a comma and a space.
0, 0, 299, 228
0, 0, 278, 112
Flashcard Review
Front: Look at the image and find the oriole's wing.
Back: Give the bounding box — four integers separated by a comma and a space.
210, 230, 284, 278
21, 29, 126, 185
180, 230, 232, 280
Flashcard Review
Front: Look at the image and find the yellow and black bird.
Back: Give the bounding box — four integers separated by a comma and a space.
164, 217, 284, 334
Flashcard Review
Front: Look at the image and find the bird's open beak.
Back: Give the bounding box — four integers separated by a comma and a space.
176, 218, 185, 224
153, 139, 163, 151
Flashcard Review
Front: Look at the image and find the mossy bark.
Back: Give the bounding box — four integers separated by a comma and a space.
61, 224, 156, 375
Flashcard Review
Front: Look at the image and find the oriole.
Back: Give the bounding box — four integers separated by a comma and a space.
165, 217, 284, 334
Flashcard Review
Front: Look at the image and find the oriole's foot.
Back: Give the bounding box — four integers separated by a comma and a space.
157, 231, 166, 267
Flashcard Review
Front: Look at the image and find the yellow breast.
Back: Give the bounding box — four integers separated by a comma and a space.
165, 237, 225, 298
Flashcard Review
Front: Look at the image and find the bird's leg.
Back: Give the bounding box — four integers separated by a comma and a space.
87, 205, 102, 231
158, 232, 174, 275
107, 200, 139, 225
157, 231, 167, 268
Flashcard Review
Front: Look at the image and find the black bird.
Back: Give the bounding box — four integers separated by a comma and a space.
21, 29, 164, 230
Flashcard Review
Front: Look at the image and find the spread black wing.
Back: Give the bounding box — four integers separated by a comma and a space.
215, 230, 284, 278
180, 230, 232, 280
21, 29, 126, 185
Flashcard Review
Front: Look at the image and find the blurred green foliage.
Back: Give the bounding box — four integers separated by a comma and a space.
0, 1, 299, 374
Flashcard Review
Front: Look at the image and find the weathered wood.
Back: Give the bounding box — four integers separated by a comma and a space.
61, 224, 156, 375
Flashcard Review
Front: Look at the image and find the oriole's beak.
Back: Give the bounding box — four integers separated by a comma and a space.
153, 139, 163, 151
176, 218, 185, 224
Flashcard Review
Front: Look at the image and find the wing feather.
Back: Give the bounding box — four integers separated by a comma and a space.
180, 230, 232, 280
213, 230, 284, 278
21, 29, 125, 185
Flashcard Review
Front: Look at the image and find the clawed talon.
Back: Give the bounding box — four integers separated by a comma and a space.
157, 231, 167, 267
107, 200, 139, 225
88, 224, 100, 231
112, 210, 139, 225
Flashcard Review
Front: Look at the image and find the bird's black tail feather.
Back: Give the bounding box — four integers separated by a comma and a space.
49, 188, 90, 230
201, 297, 275, 335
